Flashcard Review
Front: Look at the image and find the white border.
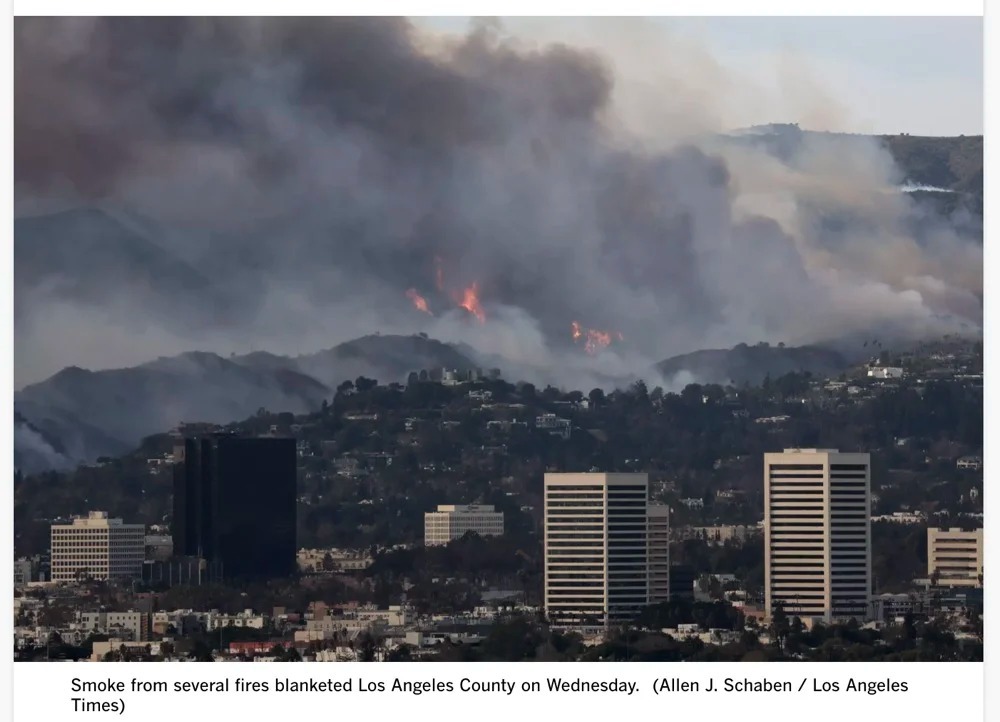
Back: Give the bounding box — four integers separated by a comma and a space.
7, 1, 989, 17
2, 3, 990, 720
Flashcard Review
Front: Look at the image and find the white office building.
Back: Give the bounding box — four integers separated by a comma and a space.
77, 611, 148, 641
50, 511, 146, 583
928, 527, 983, 588
544, 473, 652, 634
764, 449, 872, 623
424, 505, 504, 546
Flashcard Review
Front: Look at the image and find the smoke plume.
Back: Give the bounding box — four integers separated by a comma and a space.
14, 17, 982, 390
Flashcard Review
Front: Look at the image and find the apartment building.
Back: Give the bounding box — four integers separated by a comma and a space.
928, 527, 983, 588
50, 511, 146, 583
77, 611, 149, 642
424, 505, 504, 546
764, 449, 872, 623
543, 473, 650, 634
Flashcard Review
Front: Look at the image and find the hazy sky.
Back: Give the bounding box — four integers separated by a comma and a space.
416, 16, 983, 136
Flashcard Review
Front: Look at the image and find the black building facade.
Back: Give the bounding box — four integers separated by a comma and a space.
669, 564, 696, 602
172, 435, 296, 580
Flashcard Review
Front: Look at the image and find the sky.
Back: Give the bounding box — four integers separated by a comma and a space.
415, 16, 984, 136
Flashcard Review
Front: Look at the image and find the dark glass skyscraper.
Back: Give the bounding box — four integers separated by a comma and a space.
172, 435, 297, 580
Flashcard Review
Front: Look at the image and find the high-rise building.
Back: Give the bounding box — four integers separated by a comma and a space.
172, 435, 297, 579
647, 504, 671, 603
424, 504, 504, 546
50, 511, 146, 583
543, 472, 651, 634
764, 449, 872, 623
928, 527, 983, 588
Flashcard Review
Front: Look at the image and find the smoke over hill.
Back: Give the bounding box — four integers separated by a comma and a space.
15, 18, 982, 392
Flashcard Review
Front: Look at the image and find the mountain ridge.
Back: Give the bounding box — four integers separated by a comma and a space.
13, 334, 480, 473
14, 334, 868, 473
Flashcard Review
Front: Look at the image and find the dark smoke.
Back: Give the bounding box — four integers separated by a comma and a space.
14, 17, 982, 390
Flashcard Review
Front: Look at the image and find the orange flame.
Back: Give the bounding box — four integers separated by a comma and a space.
433, 256, 487, 323
406, 288, 432, 315
571, 321, 619, 355
458, 282, 486, 323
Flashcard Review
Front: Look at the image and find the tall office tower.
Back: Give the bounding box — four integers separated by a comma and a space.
764, 449, 871, 623
647, 504, 671, 603
544, 473, 649, 634
50, 511, 145, 583
172, 435, 297, 579
927, 527, 983, 588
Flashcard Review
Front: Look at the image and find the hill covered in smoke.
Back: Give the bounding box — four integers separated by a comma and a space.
15, 332, 864, 472
13, 333, 484, 472
14, 18, 982, 399
656, 342, 849, 387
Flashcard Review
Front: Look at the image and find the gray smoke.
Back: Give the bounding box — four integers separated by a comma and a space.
14, 17, 982, 391
14, 418, 74, 473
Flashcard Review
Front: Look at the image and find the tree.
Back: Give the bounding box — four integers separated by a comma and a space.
771, 603, 790, 652
386, 644, 412, 661
358, 632, 378, 662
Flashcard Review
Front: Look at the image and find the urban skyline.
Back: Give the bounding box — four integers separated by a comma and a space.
11, 15, 982, 665
15, 427, 983, 661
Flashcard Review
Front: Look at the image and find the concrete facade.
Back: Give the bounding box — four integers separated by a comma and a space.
424, 505, 504, 546
544, 473, 651, 634
647, 504, 671, 603
50, 511, 145, 583
764, 449, 872, 623
928, 527, 983, 587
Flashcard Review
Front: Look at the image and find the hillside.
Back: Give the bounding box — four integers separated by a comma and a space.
292, 334, 479, 388
882, 134, 984, 219
13, 354, 329, 473
727, 126, 983, 220
880, 134, 983, 195
656, 342, 849, 387
13, 334, 479, 472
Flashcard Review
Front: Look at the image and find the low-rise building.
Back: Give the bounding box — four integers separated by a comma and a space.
77, 611, 149, 642
928, 527, 983, 588
424, 505, 504, 546
13, 558, 33, 586
535, 414, 571, 439
956, 456, 983, 471
50, 511, 145, 583
868, 366, 905, 379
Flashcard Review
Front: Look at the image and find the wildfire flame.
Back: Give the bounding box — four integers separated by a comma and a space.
426, 257, 486, 323
458, 282, 486, 323
571, 321, 620, 355
406, 288, 432, 315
